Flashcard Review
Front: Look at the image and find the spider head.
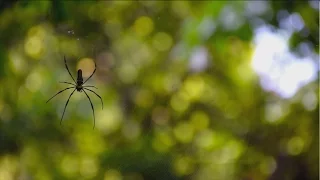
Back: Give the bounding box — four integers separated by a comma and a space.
76, 85, 83, 92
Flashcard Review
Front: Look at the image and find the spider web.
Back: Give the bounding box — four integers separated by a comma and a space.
40, 4, 111, 128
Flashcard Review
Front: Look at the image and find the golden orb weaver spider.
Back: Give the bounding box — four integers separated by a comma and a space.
46, 56, 103, 129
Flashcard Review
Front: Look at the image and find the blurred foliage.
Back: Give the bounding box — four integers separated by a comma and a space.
0, 1, 318, 180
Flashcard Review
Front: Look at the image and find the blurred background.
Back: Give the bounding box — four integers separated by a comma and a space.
0, 1, 318, 180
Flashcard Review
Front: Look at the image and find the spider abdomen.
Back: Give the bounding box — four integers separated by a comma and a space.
77, 69, 83, 85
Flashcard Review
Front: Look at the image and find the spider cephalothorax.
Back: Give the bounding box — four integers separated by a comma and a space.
46, 56, 103, 129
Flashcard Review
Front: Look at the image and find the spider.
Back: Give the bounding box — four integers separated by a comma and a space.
46, 56, 103, 129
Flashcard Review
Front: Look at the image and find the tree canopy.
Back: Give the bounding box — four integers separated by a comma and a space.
0, 1, 318, 180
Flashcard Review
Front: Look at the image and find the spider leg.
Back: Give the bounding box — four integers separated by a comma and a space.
64, 56, 76, 84
82, 61, 97, 85
60, 89, 76, 125
83, 85, 98, 89
84, 88, 103, 109
46, 87, 75, 103
59, 81, 76, 86
83, 89, 96, 129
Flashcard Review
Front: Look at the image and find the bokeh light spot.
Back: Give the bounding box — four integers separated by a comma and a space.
152, 130, 175, 153
9, 52, 27, 75
104, 169, 122, 180
61, 155, 79, 178
88, 4, 101, 21
133, 16, 154, 37
25, 69, 44, 92
173, 122, 194, 143
134, 88, 154, 108
259, 157, 277, 175
0, 155, 17, 180
301, 91, 317, 111
25, 36, 42, 58
173, 156, 194, 176
164, 73, 181, 93
152, 106, 170, 125
152, 32, 173, 51
287, 136, 305, 156
74, 130, 106, 155
170, 92, 189, 113
189, 46, 209, 72
77, 58, 96, 78
265, 103, 287, 124
251, 26, 317, 98
171, 1, 190, 18
190, 111, 210, 131
97, 105, 123, 134
25, 26, 45, 58
21, 145, 40, 168
183, 75, 205, 101
122, 120, 141, 141
194, 130, 214, 150
80, 156, 98, 178
118, 63, 138, 84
